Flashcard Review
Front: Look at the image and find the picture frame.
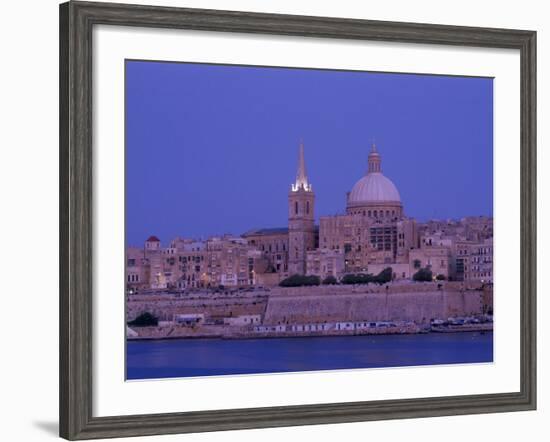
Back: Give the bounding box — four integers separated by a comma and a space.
59, 1, 536, 439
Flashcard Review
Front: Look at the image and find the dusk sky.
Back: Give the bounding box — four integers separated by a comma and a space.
125, 60, 493, 247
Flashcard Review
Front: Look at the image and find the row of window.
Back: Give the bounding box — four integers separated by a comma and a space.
260, 243, 286, 252
470, 272, 492, 278
349, 209, 399, 218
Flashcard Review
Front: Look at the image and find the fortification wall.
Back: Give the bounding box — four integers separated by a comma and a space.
126, 295, 268, 321
126, 283, 488, 325
263, 286, 484, 324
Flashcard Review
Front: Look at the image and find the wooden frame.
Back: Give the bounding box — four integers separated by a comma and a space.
59, 1, 536, 439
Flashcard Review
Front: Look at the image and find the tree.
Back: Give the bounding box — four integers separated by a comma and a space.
341, 274, 367, 284
374, 267, 393, 284
413, 268, 433, 282
279, 274, 321, 287
341, 268, 392, 285
127, 312, 158, 327
322, 275, 338, 285
304, 275, 321, 286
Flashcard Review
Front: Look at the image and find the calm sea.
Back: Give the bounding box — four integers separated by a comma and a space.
126, 331, 493, 380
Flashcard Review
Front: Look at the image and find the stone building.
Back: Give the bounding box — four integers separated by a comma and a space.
306, 249, 345, 280
126, 235, 268, 291
463, 237, 493, 282
409, 246, 453, 280
241, 227, 289, 275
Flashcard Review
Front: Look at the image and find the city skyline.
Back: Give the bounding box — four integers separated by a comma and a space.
126, 60, 493, 246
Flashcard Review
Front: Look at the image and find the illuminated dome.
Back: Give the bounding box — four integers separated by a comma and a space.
349, 172, 401, 203
346, 143, 403, 218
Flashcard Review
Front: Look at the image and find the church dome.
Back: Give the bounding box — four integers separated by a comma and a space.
346, 143, 403, 218
348, 172, 401, 204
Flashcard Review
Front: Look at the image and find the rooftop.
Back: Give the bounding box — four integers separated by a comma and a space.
242, 227, 289, 237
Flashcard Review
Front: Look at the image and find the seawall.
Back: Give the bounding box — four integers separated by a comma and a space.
126, 292, 269, 322
263, 283, 485, 325
126, 282, 491, 335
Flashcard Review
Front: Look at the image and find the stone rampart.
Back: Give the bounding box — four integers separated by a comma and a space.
263, 283, 484, 324
126, 282, 488, 325
127, 294, 268, 322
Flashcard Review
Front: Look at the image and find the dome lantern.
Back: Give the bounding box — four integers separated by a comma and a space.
367, 142, 381, 173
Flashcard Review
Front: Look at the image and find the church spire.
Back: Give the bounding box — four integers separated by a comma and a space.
292, 140, 312, 192
368, 141, 381, 174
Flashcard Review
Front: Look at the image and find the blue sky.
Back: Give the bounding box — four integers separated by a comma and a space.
126, 60, 493, 246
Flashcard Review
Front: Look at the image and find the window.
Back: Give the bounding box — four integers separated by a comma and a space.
295, 201, 298, 214
413, 259, 421, 269
127, 258, 135, 267
306, 201, 310, 214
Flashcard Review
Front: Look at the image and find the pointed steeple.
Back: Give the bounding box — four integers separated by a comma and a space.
368, 141, 381, 174
292, 140, 312, 192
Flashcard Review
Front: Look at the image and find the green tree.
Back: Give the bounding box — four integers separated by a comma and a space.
304, 275, 321, 286
341, 273, 369, 284
322, 275, 338, 285
374, 267, 393, 284
341, 268, 393, 285
413, 268, 433, 282
127, 312, 158, 327
279, 274, 321, 287
279, 274, 302, 287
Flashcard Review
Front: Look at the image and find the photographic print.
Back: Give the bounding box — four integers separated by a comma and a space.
125, 60, 494, 380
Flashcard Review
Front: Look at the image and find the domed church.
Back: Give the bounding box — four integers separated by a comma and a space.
244, 141, 419, 281
317, 142, 418, 274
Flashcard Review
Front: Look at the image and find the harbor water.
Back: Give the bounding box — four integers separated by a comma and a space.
127, 331, 493, 380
